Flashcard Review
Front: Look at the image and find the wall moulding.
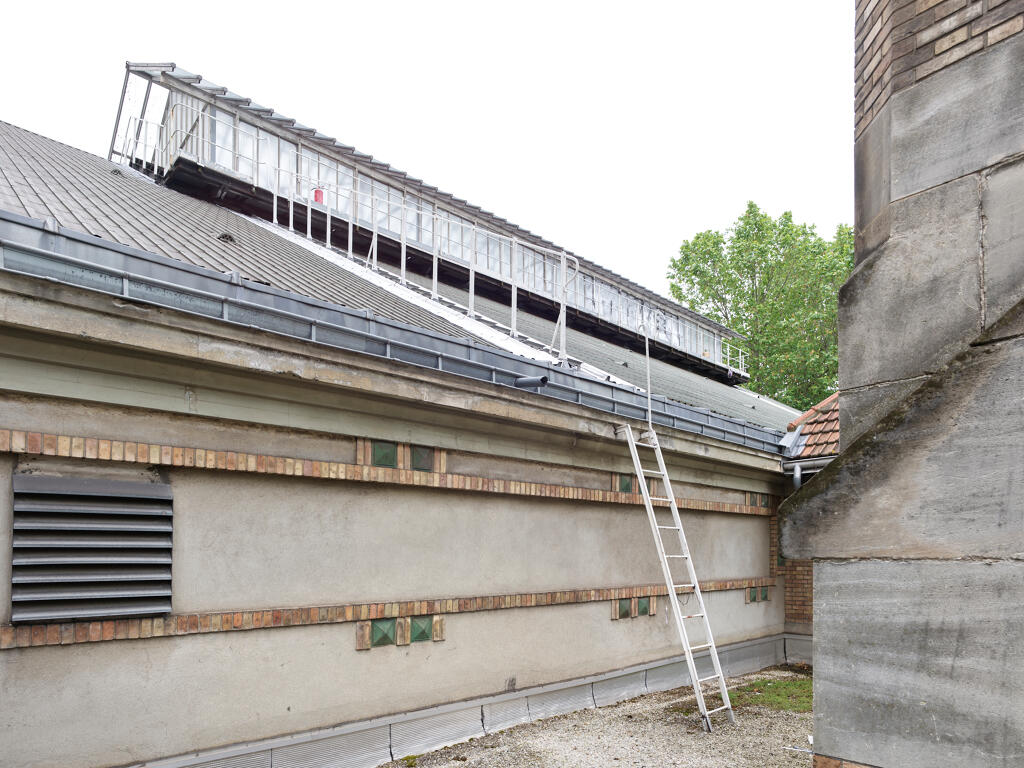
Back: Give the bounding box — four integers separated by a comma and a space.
0, 577, 776, 651
0, 427, 776, 516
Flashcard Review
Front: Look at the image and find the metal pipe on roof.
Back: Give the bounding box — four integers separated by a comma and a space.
513, 376, 548, 389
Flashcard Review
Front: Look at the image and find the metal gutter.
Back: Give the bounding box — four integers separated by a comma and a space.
0, 210, 783, 454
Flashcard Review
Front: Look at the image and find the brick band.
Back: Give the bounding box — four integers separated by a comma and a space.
0, 427, 775, 516
0, 577, 775, 651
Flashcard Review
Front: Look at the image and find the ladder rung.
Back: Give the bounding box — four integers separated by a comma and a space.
689, 642, 712, 651
665, 554, 689, 559
657, 525, 680, 530
698, 674, 722, 683
650, 496, 673, 503
634, 442, 657, 448
672, 583, 694, 589
705, 705, 731, 714
681, 613, 705, 619
641, 469, 664, 477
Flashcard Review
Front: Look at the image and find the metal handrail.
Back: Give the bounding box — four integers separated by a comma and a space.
115, 105, 748, 375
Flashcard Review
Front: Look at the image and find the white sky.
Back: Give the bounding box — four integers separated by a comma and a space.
1, 1, 853, 298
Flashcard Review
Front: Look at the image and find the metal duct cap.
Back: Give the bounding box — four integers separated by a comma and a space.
514, 375, 548, 389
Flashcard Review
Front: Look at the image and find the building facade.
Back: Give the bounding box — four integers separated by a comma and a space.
0, 65, 806, 768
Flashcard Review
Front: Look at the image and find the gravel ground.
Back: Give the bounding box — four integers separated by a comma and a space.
381, 668, 813, 768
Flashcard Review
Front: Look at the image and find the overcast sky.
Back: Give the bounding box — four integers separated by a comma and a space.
1, 1, 853, 297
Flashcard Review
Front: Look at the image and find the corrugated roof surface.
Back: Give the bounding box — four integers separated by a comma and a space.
0, 118, 796, 434
402, 271, 798, 431
0, 121, 479, 340
787, 392, 840, 458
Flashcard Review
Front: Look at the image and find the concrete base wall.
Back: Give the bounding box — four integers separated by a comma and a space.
814, 560, 1023, 768
120, 633, 792, 768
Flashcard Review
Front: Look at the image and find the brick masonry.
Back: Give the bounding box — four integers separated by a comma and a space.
0, 578, 775, 651
0, 427, 775, 516
770, 514, 812, 627
856, 0, 1024, 137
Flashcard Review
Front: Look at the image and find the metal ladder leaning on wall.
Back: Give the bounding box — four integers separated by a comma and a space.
615, 325, 735, 733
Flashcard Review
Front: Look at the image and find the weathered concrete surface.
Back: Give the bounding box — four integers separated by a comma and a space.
783, 324, 1024, 560
0, 276, 783, 475
166, 470, 770, 613
854, 101, 891, 261
814, 560, 1024, 768
981, 158, 1024, 329
891, 30, 1024, 201
838, 377, 926, 451
0, 594, 783, 768
839, 174, 982, 396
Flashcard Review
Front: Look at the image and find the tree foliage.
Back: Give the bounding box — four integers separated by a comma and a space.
668, 202, 854, 412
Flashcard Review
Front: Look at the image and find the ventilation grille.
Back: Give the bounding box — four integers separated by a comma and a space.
11, 475, 173, 623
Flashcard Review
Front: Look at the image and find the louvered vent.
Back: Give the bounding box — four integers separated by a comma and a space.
11, 475, 172, 623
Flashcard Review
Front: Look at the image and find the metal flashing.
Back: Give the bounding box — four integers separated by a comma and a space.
0, 212, 785, 454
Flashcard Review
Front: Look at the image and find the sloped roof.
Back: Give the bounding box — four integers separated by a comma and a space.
0, 118, 795, 433
787, 392, 840, 458
414, 273, 800, 431
0, 121, 477, 340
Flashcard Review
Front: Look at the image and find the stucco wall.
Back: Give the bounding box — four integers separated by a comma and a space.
0, 591, 783, 768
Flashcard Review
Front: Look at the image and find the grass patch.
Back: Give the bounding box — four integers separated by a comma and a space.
729, 676, 812, 712
399, 756, 420, 767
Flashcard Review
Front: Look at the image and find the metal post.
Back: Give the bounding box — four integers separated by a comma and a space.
510, 238, 518, 337
326, 193, 332, 250
400, 195, 407, 285
232, 112, 239, 174
559, 253, 568, 362
348, 173, 356, 258
107, 67, 131, 162
272, 166, 279, 226
371, 188, 378, 269
431, 218, 439, 300
468, 258, 475, 317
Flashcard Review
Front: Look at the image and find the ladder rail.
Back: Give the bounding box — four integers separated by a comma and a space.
621, 422, 734, 731
646, 428, 734, 727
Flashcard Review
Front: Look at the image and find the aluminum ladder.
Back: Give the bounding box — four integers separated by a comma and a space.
617, 422, 735, 731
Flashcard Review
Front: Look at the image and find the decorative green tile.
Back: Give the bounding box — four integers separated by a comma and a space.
761, 587, 769, 601
618, 598, 632, 619
371, 618, 396, 647
749, 588, 758, 602
618, 474, 633, 493
410, 616, 433, 642
371, 440, 397, 468
638, 597, 650, 616
410, 445, 434, 472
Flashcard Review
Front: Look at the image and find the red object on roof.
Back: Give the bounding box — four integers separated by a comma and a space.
787, 392, 840, 459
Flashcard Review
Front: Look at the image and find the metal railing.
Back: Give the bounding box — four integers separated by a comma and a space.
115, 103, 748, 375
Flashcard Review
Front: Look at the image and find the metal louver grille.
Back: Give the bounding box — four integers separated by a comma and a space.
11, 475, 172, 623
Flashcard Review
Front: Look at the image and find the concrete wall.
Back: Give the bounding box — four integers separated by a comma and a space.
0, 386, 781, 767
0, 235, 786, 767
782, 5, 1024, 767
166, 470, 768, 613
844, 25, 1024, 448
0, 591, 784, 768
814, 560, 1023, 767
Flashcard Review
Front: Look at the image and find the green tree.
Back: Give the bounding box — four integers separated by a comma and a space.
668, 202, 854, 412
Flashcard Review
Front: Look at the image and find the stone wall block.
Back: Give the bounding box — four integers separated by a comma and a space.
981, 157, 1024, 328
840, 174, 982, 394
